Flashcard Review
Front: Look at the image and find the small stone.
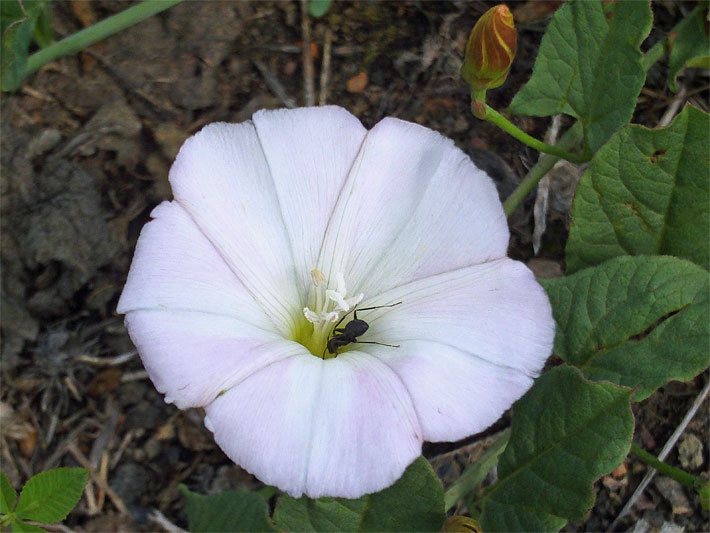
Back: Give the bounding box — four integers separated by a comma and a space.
126, 401, 161, 430
346, 71, 369, 93
612, 462, 628, 478
678, 433, 703, 470
659, 522, 685, 533
654, 477, 692, 515
118, 381, 146, 406
27, 129, 62, 159
154, 420, 175, 441
110, 462, 150, 505
153, 123, 188, 160
143, 438, 161, 460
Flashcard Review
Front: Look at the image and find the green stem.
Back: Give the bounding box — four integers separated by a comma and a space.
630, 443, 700, 489
444, 429, 510, 511
24, 0, 183, 77
482, 105, 589, 164
503, 122, 584, 216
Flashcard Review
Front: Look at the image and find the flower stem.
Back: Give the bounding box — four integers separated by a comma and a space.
503, 121, 583, 216
630, 442, 701, 489
498, 35, 670, 218
24, 0, 183, 77
444, 429, 510, 511
481, 105, 588, 164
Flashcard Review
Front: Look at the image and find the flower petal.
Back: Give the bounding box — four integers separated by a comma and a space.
368, 340, 533, 442
168, 122, 301, 333
117, 201, 274, 332
355, 258, 554, 441
124, 310, 299, 409
318, 117, 508, 296
204, 352, 422, 499
252, 107, 367, 293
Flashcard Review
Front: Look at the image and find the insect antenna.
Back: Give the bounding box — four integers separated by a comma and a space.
355, 340, 401, 348
355, 301, 402, 312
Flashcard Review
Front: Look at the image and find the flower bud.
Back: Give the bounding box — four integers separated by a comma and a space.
461, 4, 517, 92
441, 516, 482, 533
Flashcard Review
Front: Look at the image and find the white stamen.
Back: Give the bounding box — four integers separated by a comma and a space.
322, 311, 340, 323
310, 268, 326, 287
303, 271, 363, 326
326, 289, 350, 312
336, 272, 347, 296
346, 293, 364, 309
303, 308, 321, 324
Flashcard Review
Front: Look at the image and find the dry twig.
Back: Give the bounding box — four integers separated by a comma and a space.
76, 350, 137, 367
300, 0, 315, 106
658, 87, 688, 127
252, 60, 296, 108
67, 442, 129, 515
610, 379, 710, 528
318, 29, 333, 106
149, 509, 188, 533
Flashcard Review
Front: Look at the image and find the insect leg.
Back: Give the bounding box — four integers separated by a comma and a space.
330, 308, 355, 331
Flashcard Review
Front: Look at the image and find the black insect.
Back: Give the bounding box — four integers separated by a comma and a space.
324, 302, 402, 357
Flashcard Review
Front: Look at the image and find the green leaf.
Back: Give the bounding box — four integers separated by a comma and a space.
476, 366, 634, 532
14, 468, 87, 524
10, 520, 44, 533
509, 0, 652, 154
308, 0, 333, 18
0, 0, 48, 91
0, 472, 17, 514
444, 430, 510, 511
668, 4, 710, 92
180, 486, 275, 532
273, 457, 445, 532
542, 256, 710, 401
32, 4, 53, 49
566, 105, 710, 272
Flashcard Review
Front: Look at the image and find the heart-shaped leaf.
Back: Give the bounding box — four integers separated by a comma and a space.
543, 255, 709, 400
180, 486, 275, 532
566, 105, 710, 272
668, 4, 710, 92
509, 0, 652, 154
476, 366, 633, 532
273, 457, 445, 532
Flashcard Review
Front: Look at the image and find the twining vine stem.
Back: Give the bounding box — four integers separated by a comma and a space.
481, 105, 588, 164
499, 39, 670, 216
629, 443, 701, 489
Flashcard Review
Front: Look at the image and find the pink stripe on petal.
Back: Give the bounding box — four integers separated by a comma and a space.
205, 352, 421, 499
367, 340, 534, 442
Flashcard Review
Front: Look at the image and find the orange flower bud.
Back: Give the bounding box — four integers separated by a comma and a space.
461, 4, 517, 92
